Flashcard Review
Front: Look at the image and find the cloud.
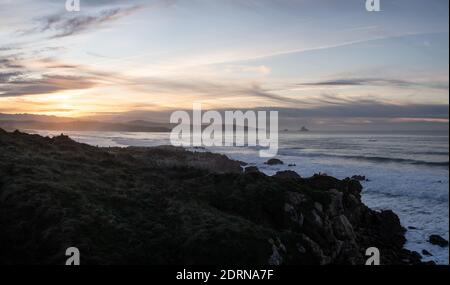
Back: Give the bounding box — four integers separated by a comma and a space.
128, 76, 311, 105
38, 57, 79, 69
312, 93, 381, 106
0, 46, 16, 51
0, 57, 23, 69
0, 74, 97, 97
390, 117, 449, 123
45, 0, 149, 6
0, 72, 23, 84
224, 65, 272, 75
299, 77, 449, 90
278, 103, 449, 119
22, 5, 142, 39
0, 54, 97, 97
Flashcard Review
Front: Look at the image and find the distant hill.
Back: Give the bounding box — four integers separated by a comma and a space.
0, 113, 73, 123
0, 114, 171, 132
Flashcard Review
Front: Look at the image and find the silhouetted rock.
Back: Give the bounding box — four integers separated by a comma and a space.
422, 250, 433, 256
0, 128, 425, 265
429, 235, 449, 247
244, 166, 260, 174
351, 175, 366, 181
265, 158, 284, 165
422, 261, 437, 265
273, 170, 301, 180
239, 161, 248, 167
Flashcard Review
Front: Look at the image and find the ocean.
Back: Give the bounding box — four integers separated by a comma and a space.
30, 130, 450, 264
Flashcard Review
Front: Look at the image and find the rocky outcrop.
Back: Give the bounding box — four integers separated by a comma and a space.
265, 158, 284, 165
244, 166, 260, 174
0, 129, 423, 265
351, 175, 367, 182
429, 235, 449, 247
273, 170, 302, 180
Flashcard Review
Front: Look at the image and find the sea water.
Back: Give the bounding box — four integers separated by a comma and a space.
30, 130, 450, 264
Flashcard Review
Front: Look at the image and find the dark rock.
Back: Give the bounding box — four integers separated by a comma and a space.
406, 251, 424, 265
239, 161, 248, 167
244, 166, 260, 174
408, 226, 418, 230
0, 129, 425, 265
193, 146, 205, 150
377, 210, 406, 247
351, 175, 366, 181
422, 250, 433, 256
429, 235, 449, 247
422, 261, 437, 265
273, 170, 301, 180
265, 158, 284, 165
288, 164, 296, 167
53, 133, 74, 143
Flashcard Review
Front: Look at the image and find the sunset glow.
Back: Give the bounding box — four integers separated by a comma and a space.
0, 0, 448, 130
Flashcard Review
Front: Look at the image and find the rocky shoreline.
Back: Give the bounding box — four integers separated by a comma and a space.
0, 129, 433, 265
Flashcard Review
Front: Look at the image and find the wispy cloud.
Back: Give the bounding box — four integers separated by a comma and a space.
21, 5, 142, 39
390, 117, 449, 123
0, 46, 17, 51
0, 74, 97, 97
126, 76, 312, 105
0, 57, 23, 69
280, 103, 449, 119
299, 77, 449, 90
0, 72, 23, 84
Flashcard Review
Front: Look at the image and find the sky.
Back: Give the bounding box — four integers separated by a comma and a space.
0, 0, 448, 131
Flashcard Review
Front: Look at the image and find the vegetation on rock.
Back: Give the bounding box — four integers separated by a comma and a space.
0, 129, 423, 265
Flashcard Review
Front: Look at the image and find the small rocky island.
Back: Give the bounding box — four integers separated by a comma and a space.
0, 129, 428, 265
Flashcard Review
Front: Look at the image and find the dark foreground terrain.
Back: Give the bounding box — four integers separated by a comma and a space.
0, 129, 425, 265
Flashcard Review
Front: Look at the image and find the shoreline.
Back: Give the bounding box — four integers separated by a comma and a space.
0, 128, 438, 265
6, 128, 450, 264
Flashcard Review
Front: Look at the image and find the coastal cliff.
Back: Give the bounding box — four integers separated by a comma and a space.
0, 129, 424, 265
